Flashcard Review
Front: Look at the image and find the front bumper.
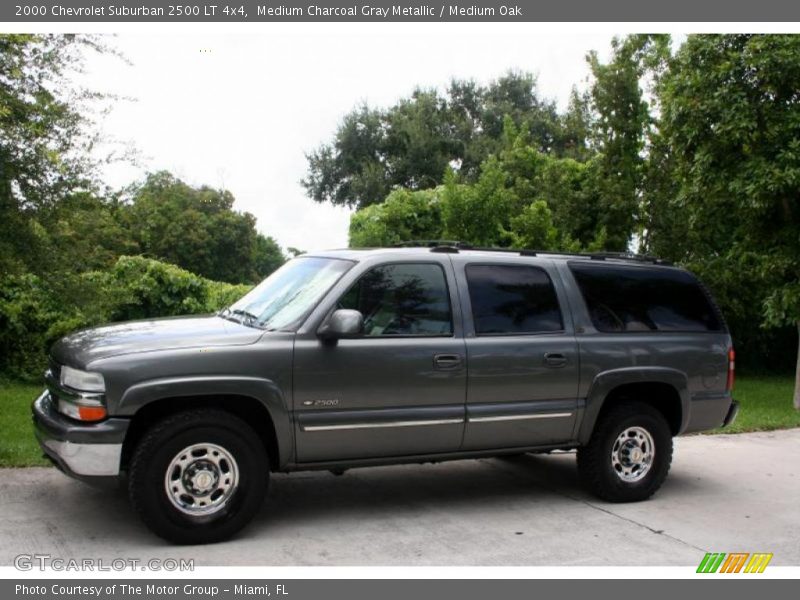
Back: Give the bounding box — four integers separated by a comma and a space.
32, 390, 130, 480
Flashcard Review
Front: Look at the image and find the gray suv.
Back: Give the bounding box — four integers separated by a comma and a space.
32, 244, 739, 544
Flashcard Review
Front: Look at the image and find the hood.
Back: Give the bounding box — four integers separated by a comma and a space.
50, 315, 264, 368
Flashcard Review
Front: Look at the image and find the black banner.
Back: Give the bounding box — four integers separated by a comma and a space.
4, 0, 800, 22
4, 579, 798, 600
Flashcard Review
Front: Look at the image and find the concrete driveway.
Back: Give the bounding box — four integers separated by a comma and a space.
0, 429, 798, 566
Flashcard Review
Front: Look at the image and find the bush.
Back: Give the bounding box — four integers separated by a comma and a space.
110, 256, 211, 321
208, 279, 252, 310
349, 188, 443, 247
0, 256, 253, 381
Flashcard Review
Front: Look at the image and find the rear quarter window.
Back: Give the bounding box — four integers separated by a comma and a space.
568, 262, 724, 333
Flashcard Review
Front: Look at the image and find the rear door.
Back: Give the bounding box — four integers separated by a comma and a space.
455, 259, 580, 450
293, 258, 467, 463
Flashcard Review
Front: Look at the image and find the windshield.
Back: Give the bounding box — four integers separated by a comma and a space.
224, 257, 353, 331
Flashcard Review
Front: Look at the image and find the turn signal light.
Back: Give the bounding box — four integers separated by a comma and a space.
78, 405, 108, 422
57, 398, 107, 422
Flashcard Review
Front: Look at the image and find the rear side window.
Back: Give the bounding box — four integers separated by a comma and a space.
568, 263, 723, 333
465, 265, 563, 335
338, 263, 453, 336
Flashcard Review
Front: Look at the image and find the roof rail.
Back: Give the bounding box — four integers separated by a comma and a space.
582, 251, 673, 266
392, 240, 473, 249
389, 241, 672, 265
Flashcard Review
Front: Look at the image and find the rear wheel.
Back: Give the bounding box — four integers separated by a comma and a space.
577, 402, 672, 502
128, 409, 268, 544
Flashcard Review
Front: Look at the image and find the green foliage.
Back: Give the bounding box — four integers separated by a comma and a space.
110, 255, 212, 321
123, 171, 285, 284
0, 256, 252, 380
587, 35, 671, 251
252, 235, 286, 280
43, 192, 141, 272
208, 279, 253, 311
0, 34, 110, 277
441, 158, 517, 246
349, 122, 617, 253
349, 188, 443, 247
650, 34, 800, 379
509, 200, 560, 250
304, 71, 590, 210
0, 274, 72, 380
0, 36, 284, 382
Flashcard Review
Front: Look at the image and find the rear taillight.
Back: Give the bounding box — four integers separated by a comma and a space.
726, 347, 735, 391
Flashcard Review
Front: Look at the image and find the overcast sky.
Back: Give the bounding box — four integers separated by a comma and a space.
84, 30, 615, 252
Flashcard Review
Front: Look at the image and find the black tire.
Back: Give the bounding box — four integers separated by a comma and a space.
128, 409, 268, 544
577, 402, 672, 503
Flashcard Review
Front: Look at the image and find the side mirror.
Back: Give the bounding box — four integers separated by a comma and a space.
318, 309, 364, 341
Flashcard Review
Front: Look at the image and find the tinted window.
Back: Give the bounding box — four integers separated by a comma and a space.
339, 263, 452, 336
466, 265, 563, 335
569, 263, 723, 333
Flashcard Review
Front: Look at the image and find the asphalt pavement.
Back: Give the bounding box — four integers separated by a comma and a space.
0, 429, 797, 566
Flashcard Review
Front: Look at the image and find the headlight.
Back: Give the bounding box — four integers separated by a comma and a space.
60, 366, 105, 392
57, 366, 107, 422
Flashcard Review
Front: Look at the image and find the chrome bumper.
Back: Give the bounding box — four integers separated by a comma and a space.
32, 391, 128, 478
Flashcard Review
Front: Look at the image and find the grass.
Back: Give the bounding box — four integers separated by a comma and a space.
711, 375, 800, 434
0, 381, 49, 467
0, 376, 797, 468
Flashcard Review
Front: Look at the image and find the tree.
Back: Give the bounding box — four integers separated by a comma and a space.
349, 188, 443, 247
302, 105, 388, 209
560, 87, 594, 162
509, 200, 560, 250
123, 171, 285, 284
588, 35, 671, 250
44, 192, 140, 272
303, 72, 573, 210
656, 34, 800, 407
441, 158, 517, 246
252, 234, 286, 279
348, 121, 609, 252
0, 34, 111, 276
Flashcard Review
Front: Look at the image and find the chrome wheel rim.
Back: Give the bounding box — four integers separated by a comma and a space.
611, 426, 655, 482
164, 443, 239, 516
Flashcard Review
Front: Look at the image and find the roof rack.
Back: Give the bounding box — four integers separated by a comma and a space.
390, 241, 672, 265
392, 240, 472, 249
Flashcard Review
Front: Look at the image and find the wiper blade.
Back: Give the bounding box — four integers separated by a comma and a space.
218, 307, 263, 329
231, 308, 263, 328
217, 307, 239, 323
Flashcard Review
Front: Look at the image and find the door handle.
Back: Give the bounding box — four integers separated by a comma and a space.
543, 352, 568, 367
433, 353, 463, 370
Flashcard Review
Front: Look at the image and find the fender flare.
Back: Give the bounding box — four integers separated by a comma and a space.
578, 367, 690, 444
118, 375, 293, 467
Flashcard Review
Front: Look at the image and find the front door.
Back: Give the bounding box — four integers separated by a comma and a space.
293, 261, 467, 463
455, 261, 580, 450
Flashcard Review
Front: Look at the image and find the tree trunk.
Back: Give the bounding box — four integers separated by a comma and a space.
795, 323, 800, 410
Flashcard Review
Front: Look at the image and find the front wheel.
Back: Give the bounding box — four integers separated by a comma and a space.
128, 409, 268, 544
577, 402, 673, 502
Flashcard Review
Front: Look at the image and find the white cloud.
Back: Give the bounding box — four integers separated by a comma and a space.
85, 29, 614, 252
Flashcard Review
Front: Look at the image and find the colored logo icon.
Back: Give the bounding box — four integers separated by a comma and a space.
697, 552, 773, 573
